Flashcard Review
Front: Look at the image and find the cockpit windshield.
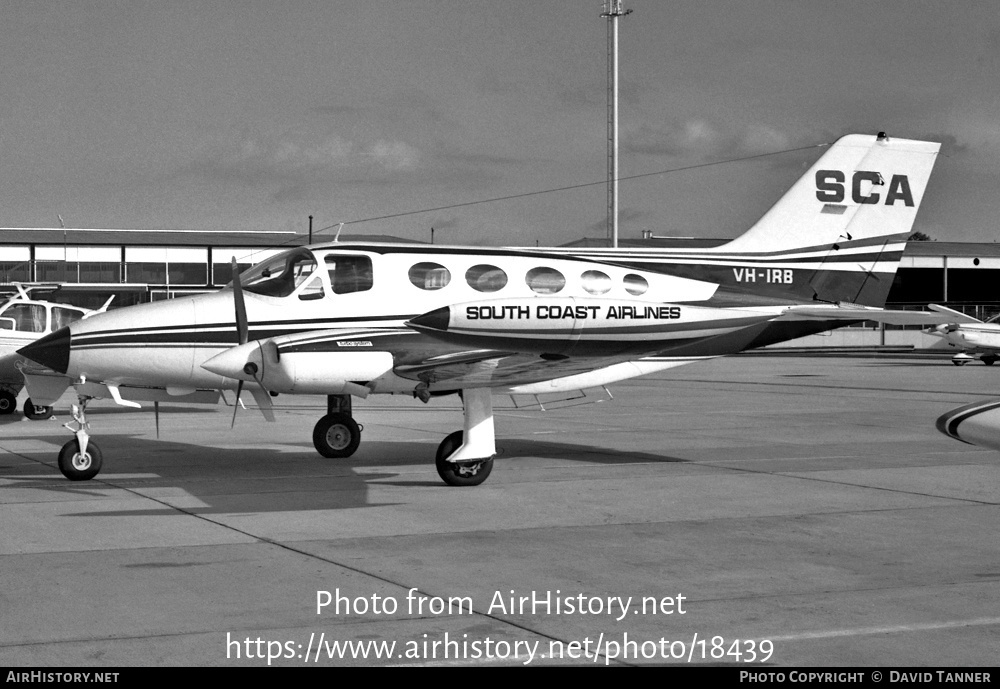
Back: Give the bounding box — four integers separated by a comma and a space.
236, 248, 318, 298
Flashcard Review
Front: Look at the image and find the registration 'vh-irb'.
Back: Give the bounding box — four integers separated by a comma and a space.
18, 132, 951, 487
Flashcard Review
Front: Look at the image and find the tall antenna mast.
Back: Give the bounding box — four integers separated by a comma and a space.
602, 0, 631, 248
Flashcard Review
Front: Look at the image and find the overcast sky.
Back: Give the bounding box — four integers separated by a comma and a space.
2, 1, 999, 246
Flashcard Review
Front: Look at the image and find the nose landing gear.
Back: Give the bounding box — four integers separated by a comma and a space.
58, 395, 102, 481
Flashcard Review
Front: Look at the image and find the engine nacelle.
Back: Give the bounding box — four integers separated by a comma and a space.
201, 338, 394, 395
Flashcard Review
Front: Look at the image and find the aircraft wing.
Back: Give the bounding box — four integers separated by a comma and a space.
394, 347, 655, 389
202, 327, 671, 393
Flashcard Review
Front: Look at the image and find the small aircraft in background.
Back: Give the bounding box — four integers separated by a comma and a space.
924, 304, 1000, 366
17, 132, 953, 486
0, 284, 112, 418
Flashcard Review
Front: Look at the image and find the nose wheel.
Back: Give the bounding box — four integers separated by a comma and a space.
58, 438, 103, 481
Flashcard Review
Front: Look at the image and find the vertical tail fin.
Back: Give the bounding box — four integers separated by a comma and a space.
710, 132, 940, 306
720, 132, 940, 253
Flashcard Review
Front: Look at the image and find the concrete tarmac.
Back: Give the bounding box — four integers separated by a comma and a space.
1, 354, 998, 667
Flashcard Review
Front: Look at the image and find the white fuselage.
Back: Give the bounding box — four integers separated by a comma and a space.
52, 244, 754, 396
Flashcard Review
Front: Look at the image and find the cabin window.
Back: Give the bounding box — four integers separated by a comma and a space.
581, 270, 612, 295
409, 262, 451, 290
526, 267, 566, 294
325, 255, 373, 294
624, 273, 648, 296
466, 264, 508, 293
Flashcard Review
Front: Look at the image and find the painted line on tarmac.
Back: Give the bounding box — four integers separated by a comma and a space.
764, 616, 1000, 642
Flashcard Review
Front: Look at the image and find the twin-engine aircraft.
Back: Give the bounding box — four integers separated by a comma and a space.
18, 132, 951, 486
923, 304, 1000, 365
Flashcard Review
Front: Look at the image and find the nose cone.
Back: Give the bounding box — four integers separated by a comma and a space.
407, 306, 451, 333
201, 341, 261, 380
18, 326, 71, 374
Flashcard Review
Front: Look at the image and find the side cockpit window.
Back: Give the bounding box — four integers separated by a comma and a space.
326, 255, 373, 295
241, 248, 317, 298
51, 307, 86, 329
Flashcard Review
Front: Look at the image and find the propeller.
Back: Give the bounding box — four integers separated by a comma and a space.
231, 258, 249, 428
229, 258, 275, 427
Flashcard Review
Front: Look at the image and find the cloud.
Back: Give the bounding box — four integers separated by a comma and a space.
623, 118, 796, 160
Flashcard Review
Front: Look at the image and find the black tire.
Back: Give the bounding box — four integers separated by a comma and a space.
0, 391, 16, 415
23, 398, 53, 420
312, 413, 361, 458
435, 430, 494, 487
984, 357, 996, 366
58, 439, 103, 481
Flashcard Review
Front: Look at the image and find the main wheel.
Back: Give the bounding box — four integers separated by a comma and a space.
435, 431, 494, 487
23, 398, 53, 420
312, 413, 361, 458
984, 357, 997, 366
0, 391, 16, 415
58, 439, 103, 481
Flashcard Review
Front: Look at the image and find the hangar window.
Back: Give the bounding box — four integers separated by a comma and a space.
325, 255, 373, 295
624, 273, 648, 296
466, 264, 508, 293
581, 270, 612, 295
409, 262, 451, 290
526, 267, 566, 294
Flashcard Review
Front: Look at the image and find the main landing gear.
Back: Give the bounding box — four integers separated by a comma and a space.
58, 395, 102, 481
433, 387, 495, 487
309, 389, 497, 486
0, 388, 17, 415
24, 398, 53, 420
313, 394, 363, 458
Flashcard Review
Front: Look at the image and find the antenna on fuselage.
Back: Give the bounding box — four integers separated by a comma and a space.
333, 222, 345, 243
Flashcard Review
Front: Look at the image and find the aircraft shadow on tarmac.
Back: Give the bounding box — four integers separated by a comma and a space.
0, 432, 687, 515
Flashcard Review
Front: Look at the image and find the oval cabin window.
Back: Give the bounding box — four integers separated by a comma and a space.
526, 267, 566, 294
408, 262, 451, 290
624, 273, 648, 296
466, 264, 508, 293
581, 270, 612, 295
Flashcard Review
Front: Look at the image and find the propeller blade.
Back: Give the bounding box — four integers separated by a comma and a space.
232, 257, 249, 345
231, 379, 244, 429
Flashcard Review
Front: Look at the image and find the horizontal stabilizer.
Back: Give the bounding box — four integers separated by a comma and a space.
927, 304, 982, 324
778, 304, 970, 326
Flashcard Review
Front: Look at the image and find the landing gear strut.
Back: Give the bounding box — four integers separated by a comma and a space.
58, 395, 102, 481
435, 388, 495, 487
313, 394, 362, 458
